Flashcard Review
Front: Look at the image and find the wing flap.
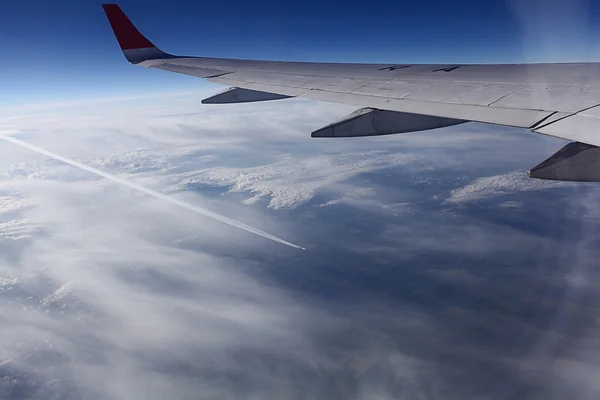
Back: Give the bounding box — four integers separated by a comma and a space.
354, 81, 523, 106
301, 89, 554, 129
302, 77, 376, 93
207, 76, 554, 128
151, 63, 232, 79
533, 105, 600, 145
206, 76, 311, 97
491, 85, 600, 113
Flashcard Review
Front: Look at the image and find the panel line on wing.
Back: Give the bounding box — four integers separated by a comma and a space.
531, 103, 600, 130
528, 112, 560, 130
486, 86, 525, 107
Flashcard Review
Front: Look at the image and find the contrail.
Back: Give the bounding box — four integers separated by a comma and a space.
0, 135, 305, 250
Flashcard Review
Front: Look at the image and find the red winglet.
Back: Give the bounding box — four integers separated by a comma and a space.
102, 4, 156, 50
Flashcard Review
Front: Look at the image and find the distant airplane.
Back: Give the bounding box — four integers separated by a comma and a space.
102, 4, 600, 183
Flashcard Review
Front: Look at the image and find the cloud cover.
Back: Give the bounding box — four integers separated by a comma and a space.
1, 93, 600, 399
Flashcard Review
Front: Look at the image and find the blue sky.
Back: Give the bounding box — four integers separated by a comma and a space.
1, 0, 599, 105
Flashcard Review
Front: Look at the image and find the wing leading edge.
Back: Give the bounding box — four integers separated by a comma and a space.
102, 4, 600, 182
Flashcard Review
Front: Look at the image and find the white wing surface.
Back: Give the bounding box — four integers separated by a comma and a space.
102, 4, 600, 182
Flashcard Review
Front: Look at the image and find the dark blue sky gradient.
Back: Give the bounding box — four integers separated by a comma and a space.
1, 0, 599, 104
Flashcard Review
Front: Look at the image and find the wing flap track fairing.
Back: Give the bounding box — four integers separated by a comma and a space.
529, 141, 600, 182
312, 108, 467, 138
202, 87, 294, 104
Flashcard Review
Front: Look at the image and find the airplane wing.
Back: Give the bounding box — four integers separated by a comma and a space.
102, 4, 600, 182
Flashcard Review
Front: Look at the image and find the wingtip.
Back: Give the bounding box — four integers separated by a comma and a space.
102, 3, 156, 51
102, 4, 173, 63
101, 4, 122, 16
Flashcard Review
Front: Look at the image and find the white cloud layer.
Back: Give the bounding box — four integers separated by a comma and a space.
169, 151, 419, 209
446, 171, 582, 204
0, 92, 599, 399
